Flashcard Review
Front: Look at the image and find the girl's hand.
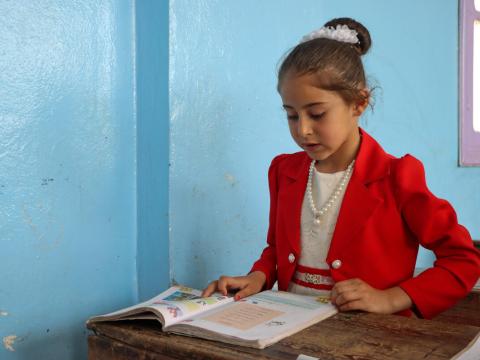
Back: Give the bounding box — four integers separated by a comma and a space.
331, 278, 412, 314
201, 271, 266, 301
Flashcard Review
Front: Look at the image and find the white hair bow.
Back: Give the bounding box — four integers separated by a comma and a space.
300, 24, 359, 44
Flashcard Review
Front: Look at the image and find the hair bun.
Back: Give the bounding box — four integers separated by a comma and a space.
323, 17, 371, 55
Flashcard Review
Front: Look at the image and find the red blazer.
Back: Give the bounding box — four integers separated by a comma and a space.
250, 127, 480, 319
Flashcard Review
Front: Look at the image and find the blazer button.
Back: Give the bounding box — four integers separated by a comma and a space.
331, 259, 342, 269
288, 253, 295, 264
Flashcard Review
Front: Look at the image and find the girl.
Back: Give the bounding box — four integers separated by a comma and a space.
201, 17, 480, 319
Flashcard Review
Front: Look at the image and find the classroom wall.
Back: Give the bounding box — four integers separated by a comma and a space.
169, 0, 480, 288
0, 1, 170, 358
1, 0, 478, 358
136, 0, 170, 302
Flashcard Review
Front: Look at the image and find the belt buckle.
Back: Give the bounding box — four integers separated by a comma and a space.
304, 272, 321, 285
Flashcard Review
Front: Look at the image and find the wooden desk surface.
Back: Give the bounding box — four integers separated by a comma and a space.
88, 294, 480, 360
432, 292, 480, 327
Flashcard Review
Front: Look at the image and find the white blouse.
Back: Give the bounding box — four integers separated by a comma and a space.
287, 167, 352, 296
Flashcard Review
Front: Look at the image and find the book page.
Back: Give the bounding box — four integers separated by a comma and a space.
169, 290, 337, 345
202, 303, 284, 331
149, 286, 233, 326
88, 285, 234, 327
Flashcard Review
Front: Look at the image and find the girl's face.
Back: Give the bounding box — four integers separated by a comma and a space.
279, 71, 366, 171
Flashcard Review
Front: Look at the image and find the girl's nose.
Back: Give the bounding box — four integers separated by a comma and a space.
298, 117, 313, 137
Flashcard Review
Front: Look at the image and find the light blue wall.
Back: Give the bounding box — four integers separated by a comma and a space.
1, 0, 478, 358
136, 0, 170, 301
0, 1, 170, 358
170, 0, 479, 289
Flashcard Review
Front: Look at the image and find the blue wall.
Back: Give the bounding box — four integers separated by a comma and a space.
169, 0, 479, 289
0, 0, 170, 358
1, 0, 478, 358
136, 0, 170, 301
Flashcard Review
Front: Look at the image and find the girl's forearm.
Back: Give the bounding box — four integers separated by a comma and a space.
385, 286, 413, 313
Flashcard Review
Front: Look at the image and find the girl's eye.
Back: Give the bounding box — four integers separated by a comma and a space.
285, 113, 324, 121
311, 113, 325, 120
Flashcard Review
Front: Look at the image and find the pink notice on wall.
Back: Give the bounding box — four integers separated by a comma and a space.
460, 0, 480, 166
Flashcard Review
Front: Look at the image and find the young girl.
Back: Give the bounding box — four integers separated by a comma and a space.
201, 17, 480, 319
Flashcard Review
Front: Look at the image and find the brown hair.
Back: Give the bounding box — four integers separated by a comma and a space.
277, 17, 375, 110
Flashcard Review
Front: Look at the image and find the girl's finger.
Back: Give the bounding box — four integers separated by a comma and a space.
201, 281, 218, 297
217, 277, 229, 296
331, 284, 352, 303
234, 285, 255, 301
332, 278, 362, 294
218, 276, 244, 295
338, 299, 364, 312
334, 288, 361, 306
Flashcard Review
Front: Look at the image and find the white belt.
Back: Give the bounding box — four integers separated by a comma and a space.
295, 271, 334, 286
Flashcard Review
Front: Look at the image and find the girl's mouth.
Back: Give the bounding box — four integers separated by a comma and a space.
303, 143, 322, 151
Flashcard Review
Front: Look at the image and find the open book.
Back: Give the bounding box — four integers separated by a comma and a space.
87, 285, 338, 349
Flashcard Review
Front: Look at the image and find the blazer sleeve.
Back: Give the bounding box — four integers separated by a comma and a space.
249, 154, 287, 290
394, 154, 480, 319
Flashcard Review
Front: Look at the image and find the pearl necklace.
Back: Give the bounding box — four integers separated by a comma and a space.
307, 159, 355, 224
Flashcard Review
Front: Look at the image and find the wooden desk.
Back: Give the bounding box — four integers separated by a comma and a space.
432, 292, 480, 327
87, 294, 480, 360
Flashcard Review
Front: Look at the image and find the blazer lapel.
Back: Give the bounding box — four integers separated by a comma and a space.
327, 171, 383, 260
278, 153, 310, 255
327, 128, 391, 261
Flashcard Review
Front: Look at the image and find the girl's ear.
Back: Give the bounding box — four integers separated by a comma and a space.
352, 89, 369, 116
